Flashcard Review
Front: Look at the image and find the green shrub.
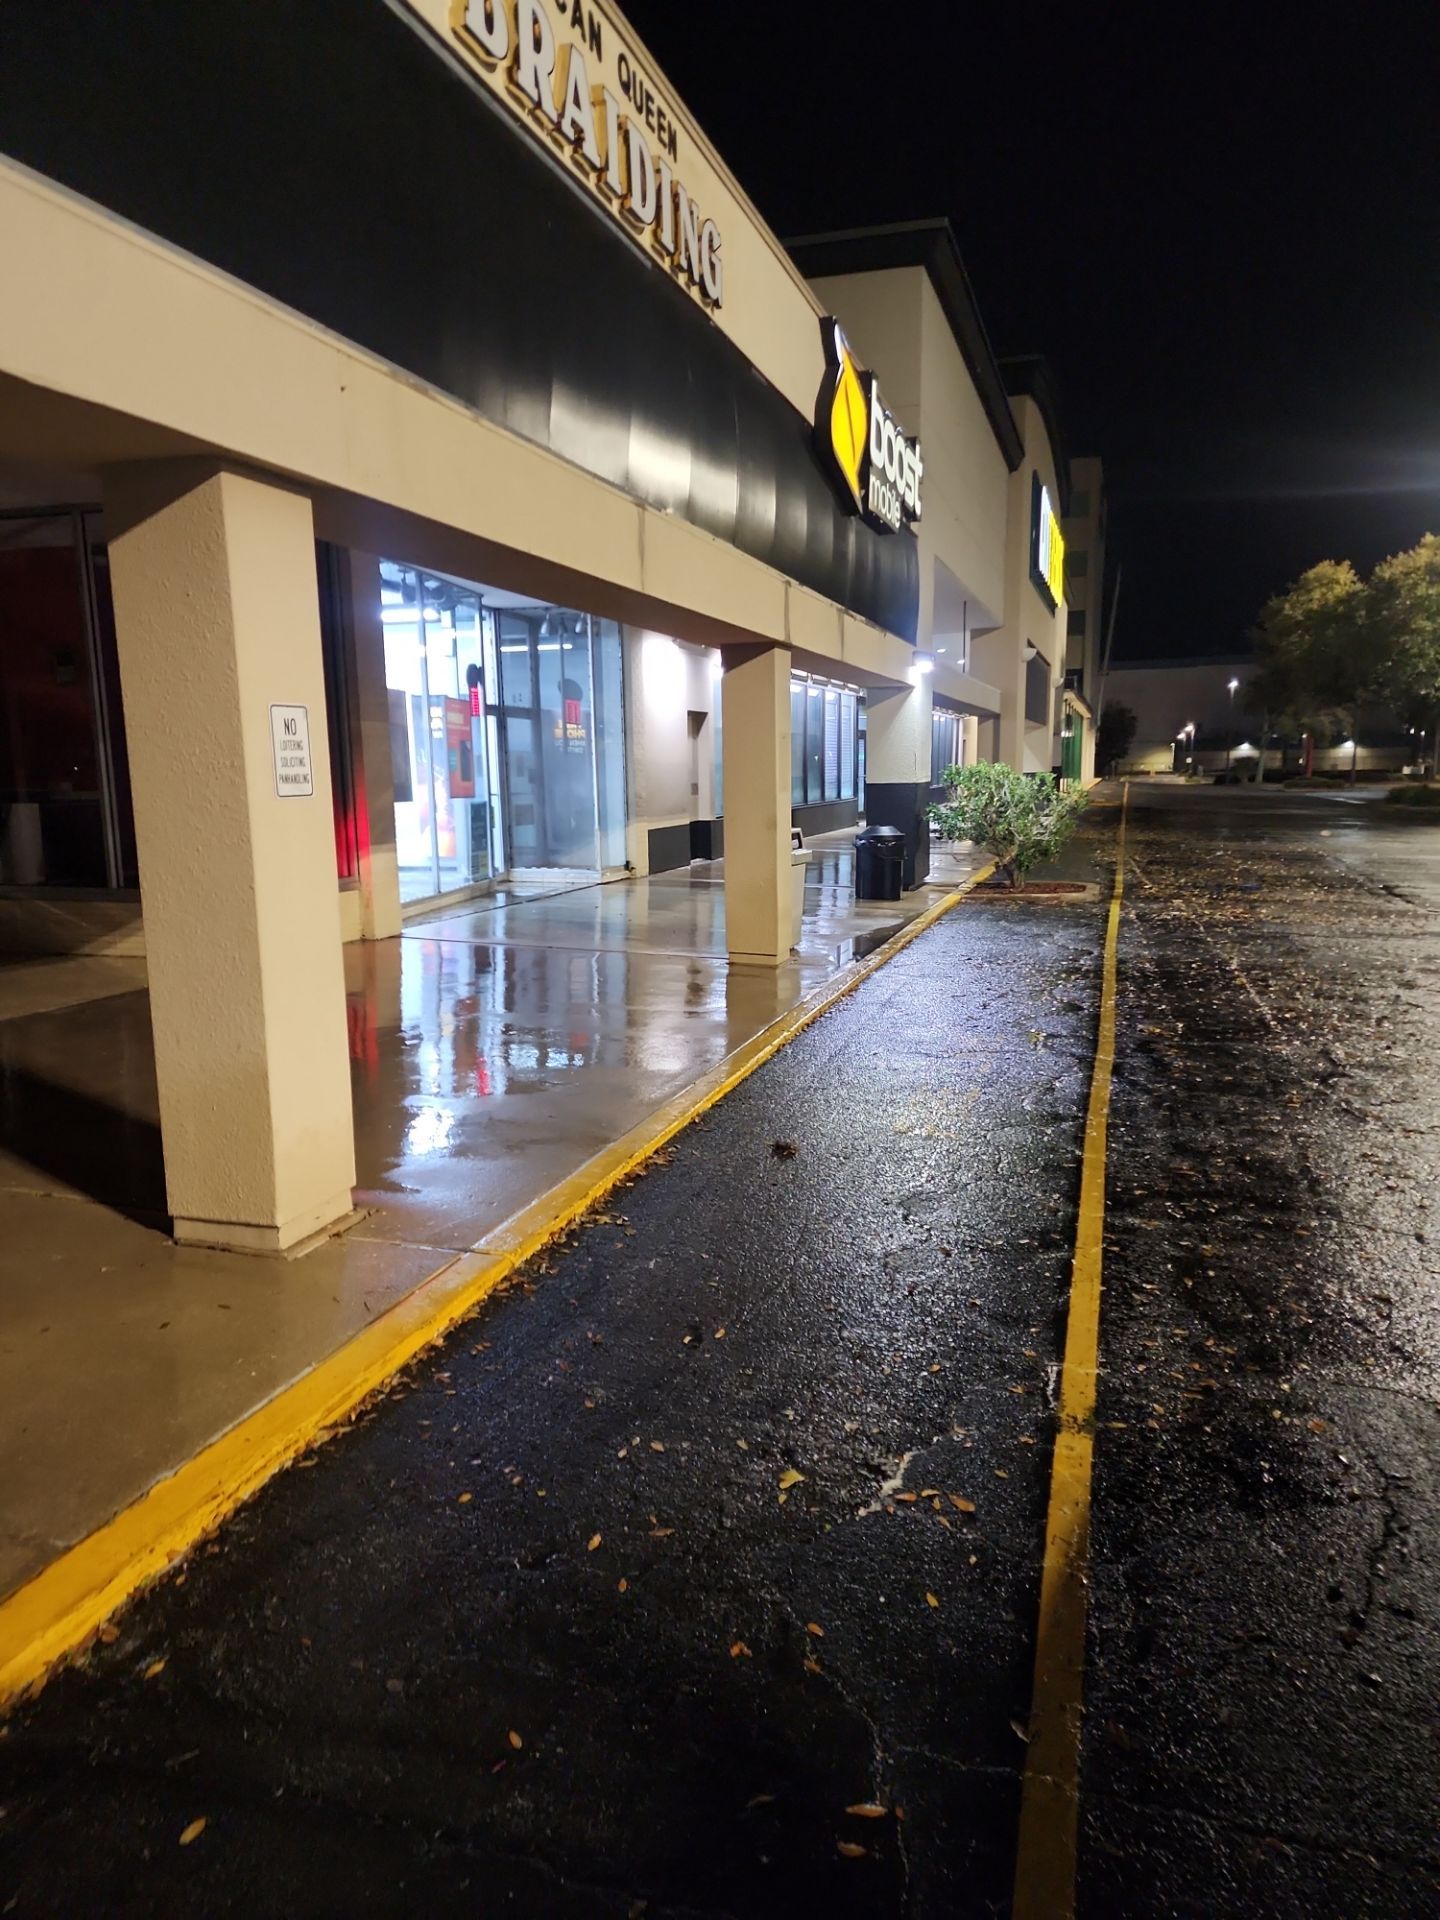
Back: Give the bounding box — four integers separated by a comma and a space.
1383, 784, 1440, 809
929, 763, 1088, 888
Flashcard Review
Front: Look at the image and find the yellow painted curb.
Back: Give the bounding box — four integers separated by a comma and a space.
1012, 784, 1128, 1919
0, 858, 995, 1710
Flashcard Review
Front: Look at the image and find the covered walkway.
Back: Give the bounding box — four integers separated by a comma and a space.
0, 838, 982, 1601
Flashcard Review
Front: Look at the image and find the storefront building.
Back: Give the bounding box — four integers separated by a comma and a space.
0, 0, 949, 1252
792, 226, 1074, 876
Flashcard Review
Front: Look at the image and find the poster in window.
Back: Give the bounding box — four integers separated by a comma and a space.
388, 688, 413, 804
445, 696, 475, 799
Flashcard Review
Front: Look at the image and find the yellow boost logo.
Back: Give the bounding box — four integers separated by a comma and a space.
827, 329, 869, 512
815, 318, 922, 535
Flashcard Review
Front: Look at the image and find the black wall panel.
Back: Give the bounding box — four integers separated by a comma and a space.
0, 0, 918, 641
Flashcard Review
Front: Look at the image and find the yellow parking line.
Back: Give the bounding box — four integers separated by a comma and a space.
1013, 783, 1128, 1919
0, 858, 994, 1711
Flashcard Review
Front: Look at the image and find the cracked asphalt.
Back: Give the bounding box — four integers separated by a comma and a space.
1, 784, 1437, 1918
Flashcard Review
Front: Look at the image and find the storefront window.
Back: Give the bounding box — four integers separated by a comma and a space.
788, 673, 863, 809
931, 709, 963, 786
0, 511, 125, 890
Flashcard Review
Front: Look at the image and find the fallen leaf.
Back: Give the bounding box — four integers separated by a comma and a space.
803, 1656, 823, 1674
507, 1731, 523, 1750
96, 1624, 119, 1645
894, 1491, 918, 1504
805, 1622, 825, 1638
925, 1592, 940, 1609
778, 1468, 806, 1491
919, 1489, 941, 1499
949, 1495, 976, 1514
587, 1533, 602, 1552
846, 1802, 889, 1819
618, 1578, 628, 1592
714, 1328, 726, 1339
144, 1658, 167, 1681
1308, 1418, 1327, 1435
649, 1441, 666, 1453
457, 1492, 473, 1505
745, 1793, 776, 1810
178, 1818, 207, 1847
1010, 1718, 1032, 1744
729, 1641, 753, 1659
836, 1840, 867, 1858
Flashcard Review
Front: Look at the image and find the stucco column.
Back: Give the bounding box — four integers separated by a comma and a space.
721, 643, 790, 965
104, 462, 357, 1253
864, 676, 932, 887
997, 667, 1027, 770
340, 550, 402, 940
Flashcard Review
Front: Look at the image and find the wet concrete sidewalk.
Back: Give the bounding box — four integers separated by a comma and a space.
0, 838, 982, 1602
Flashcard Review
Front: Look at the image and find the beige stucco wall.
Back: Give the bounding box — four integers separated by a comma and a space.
804, 262, 1010, 732
623, 629, 722, 871
970, 394, 1067, 772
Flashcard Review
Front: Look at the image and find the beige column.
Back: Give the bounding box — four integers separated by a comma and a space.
864, 675, 932, 887
997, 677, 1026, 768
105, 462, 357, 1253
961, 714, 980, 765
721, 643, 790, 965
339, 551, 402, 940
865, 679, 930, 787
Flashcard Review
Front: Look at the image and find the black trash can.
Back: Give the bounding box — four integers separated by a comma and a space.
854, 824, 906, 902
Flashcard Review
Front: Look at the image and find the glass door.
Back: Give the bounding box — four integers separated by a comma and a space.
420, 573, 493, 897
496, 610, 601, 873
382, 561, 498, 907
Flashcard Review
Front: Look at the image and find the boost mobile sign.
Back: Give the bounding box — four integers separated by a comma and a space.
449, 0, 723, 308
816, 318, 923, 535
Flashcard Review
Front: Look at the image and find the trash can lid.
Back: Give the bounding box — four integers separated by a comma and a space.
855, 824, 906, 842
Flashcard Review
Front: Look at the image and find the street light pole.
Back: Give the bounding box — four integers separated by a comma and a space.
1226, 677, 1239, 770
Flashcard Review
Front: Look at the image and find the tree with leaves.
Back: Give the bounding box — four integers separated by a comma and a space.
1095, 702, 1137, 775
1246, 559, 1365, 779
1366, 533, 1440, 773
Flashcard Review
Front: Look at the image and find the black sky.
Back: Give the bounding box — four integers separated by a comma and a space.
620, 0, 1440, 660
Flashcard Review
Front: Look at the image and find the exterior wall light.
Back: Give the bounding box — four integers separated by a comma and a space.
913, 652, 935, 674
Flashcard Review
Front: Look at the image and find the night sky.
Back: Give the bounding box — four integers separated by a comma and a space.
621, 0, 1440, 662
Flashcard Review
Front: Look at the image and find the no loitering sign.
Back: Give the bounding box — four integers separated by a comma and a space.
270, 704, 314, 797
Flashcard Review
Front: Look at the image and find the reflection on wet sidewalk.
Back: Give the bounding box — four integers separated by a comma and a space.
0, 844, 977, 1599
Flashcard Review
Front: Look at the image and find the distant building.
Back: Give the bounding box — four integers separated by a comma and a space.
1104, 657, 1418, 776
1104, 655, 1251, 773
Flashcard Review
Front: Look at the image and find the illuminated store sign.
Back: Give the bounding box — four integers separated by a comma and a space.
1030, 474, 1065, 611
815, 319, 923, 536
448, 0, 723, 307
